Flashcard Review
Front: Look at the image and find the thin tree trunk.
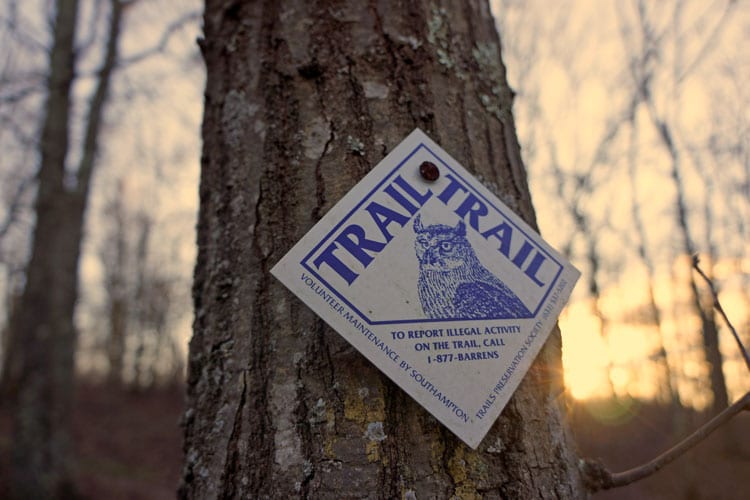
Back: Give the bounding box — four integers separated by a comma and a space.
6, 1, 124, 496
549, 149, 617, 399
181, 1, 585, 498
107, 296, 128, 384
626, 119, 679, 407
584, 235, 619, 399
652, 113, 729, 413
5, 1, 80, 495
105, 181, 129, 386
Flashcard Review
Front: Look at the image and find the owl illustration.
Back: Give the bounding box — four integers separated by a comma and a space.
413, 215, 531, 320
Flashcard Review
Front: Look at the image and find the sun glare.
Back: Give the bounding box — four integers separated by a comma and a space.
558, 258, 749, 410
560, 301, 612, 400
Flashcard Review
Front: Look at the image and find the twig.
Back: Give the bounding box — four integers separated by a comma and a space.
75, 0, 124, 195
676, 0, 738, 84
581, 254, 750, 492
693, 255, 750, 372
581, 391, 750, 491
118, 10, 201, 67
0, 173, 34, 242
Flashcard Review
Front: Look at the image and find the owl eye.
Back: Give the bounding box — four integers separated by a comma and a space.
439, 241, 453, 252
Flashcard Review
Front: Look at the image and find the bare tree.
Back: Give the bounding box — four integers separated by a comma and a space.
101, 179, 130, 385
180, 1, 587, 497
129, 210, 184, 388
95, 177, 186, 388
547, 148, 621, 398
625, 119, 679, 406
4, 1, 125, 496
494, 0, 747, 410
493, 0, 750, 494
623, 0, 730, 413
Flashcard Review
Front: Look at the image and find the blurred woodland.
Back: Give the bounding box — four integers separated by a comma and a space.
497, 0, 750, 411
0, 0, 748, 497
0, 0, 201, 496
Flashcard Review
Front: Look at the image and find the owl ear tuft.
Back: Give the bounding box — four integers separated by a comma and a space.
413, 214, 424, 232
455, 219, 466, 236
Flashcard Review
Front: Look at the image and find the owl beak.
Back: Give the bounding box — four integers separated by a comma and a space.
426, 251, 439, 266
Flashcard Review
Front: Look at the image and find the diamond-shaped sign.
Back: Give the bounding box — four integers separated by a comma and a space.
271, 129, 579, 448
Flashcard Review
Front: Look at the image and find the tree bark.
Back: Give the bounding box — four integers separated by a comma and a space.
5, 1, 124, 496
5, 1, 80, 496
181, 1, 586, 498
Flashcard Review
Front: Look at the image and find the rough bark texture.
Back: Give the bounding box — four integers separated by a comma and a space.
5, 1, 123, 497
182, 1, 586, 498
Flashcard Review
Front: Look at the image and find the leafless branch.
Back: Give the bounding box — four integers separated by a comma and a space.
0, 174, 34, 245
581, 391, 750, 491
75, 0, 104, 58
0, 15, 48, 53
676, 0, 737, 83
118, 10, 201, 67
693, 255, 750, 372
581, 252, 750, 492
0, 82, 44, 105
0, 109, 37, 146
75, 0, 124, 195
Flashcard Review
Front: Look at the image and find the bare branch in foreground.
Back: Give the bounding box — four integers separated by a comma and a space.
581, 391, 750, 492
693, 255, 750, 372
581, 255, 750, 492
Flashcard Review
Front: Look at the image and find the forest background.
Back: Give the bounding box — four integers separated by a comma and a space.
0, 0, 748, 498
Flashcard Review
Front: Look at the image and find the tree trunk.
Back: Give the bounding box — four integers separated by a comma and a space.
5, 1, 124, 497
5, 1, 80, 496
626, 122, 679, 407
181, 1, 585, 498
104, 180, 129, 386
657, 117, 729, 414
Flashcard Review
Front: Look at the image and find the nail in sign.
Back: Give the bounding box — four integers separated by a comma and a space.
271, 128, 579, 448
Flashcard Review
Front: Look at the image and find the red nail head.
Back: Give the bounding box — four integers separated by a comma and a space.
419, 161, 439, 181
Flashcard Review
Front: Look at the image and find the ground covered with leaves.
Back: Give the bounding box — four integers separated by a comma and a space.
1, 382, 748, 498
572, 397, 750, 499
